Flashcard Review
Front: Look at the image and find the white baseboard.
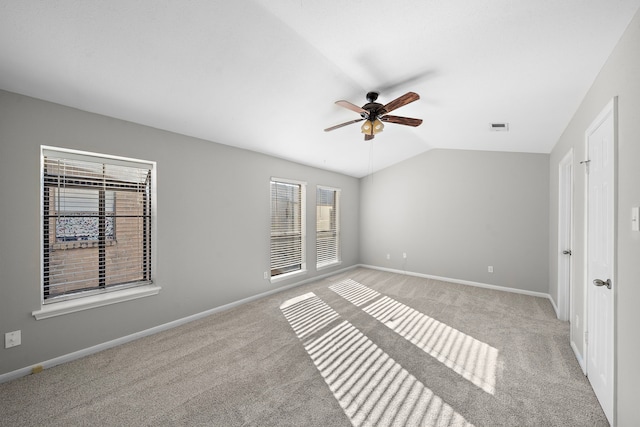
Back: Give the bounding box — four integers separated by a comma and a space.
359, 264, 552, 299
571, 340, 587, 374
0, 264, 358, 385
548, 295, 560, 318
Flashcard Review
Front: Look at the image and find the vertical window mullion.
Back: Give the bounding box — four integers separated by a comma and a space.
98, 188, 106, 289
143, 171, 151, 281
43, 184, 51, 299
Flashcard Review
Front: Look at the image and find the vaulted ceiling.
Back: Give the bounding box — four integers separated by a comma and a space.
1, 1, 639, 177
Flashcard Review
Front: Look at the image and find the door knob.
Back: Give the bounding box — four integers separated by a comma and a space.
593, 278, 612, 289
562, 250, 572, 255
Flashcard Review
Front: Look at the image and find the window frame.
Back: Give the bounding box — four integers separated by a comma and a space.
269, 177, 307, 283
316, 185, 341, 270
34, 146, 159, 320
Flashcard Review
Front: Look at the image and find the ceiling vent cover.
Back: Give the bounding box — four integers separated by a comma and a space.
490, 123, 509, 131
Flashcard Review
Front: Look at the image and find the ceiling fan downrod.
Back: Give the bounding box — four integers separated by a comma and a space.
366, 91, 379, 102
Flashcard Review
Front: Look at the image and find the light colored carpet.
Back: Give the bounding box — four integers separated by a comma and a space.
0, 268, 608, 426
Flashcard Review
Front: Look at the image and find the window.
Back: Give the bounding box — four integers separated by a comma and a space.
270, 178, 306, 280
42, 147, 154, 302
316, 186, 341, 269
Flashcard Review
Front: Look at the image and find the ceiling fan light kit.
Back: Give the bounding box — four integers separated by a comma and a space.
325, 91, 423, 140
361, 118, 384, 135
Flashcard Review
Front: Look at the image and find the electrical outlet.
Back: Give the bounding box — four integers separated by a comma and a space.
5, 330, 21, 348
488, 266, 494, 273
386, 254, 390, 260
403, 252, 407, 259
263, 271, 268, 279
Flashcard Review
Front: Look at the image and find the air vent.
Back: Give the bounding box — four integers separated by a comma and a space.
490, 123, 509, 131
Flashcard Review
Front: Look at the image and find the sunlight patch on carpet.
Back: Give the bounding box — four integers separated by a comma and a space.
279, 292, 339, 338
328, 279, 381, 306
330, 280, 499, 395
280, 292, 474, 427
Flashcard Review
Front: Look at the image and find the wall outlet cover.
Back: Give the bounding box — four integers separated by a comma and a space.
5, 330, 21, 348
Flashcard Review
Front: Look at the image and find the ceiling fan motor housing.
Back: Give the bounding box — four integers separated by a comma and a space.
362, 102, 387, 119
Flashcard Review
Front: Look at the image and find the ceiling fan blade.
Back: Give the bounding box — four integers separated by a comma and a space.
355, 54, 437, 93
380, 115, 423, 127
335, 100, 367, 115
364, 134, 375, 141
324, 118, 364, 132
383, 92, 420, 114
376, 70, 436, 93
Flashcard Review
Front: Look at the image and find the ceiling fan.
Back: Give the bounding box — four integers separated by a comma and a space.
324, 91, 423, 140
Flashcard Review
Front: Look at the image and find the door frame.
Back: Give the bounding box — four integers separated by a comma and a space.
557, 148, 573, 322
584, 96, 617, 424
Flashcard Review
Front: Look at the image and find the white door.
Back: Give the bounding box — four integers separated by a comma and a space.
586, 98, 616, 424
558, 149, 573, 322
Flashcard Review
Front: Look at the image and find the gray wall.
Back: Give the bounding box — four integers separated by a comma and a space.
548, 8, 640, 425
360, 149, 549, 293
0, 90, 360, 375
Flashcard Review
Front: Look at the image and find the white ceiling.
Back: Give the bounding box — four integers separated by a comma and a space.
1, 1, 639, 177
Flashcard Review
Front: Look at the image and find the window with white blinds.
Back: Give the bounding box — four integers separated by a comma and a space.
42, 147, 154, 302
270, 178, 306, 279
316, 186, 340, 269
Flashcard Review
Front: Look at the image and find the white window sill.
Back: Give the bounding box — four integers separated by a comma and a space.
32, 285, 161, 320
270, 269, 307, 284
317, 260, 342, 271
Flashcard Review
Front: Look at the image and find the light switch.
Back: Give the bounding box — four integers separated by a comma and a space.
632, 207, 639, 232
